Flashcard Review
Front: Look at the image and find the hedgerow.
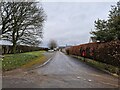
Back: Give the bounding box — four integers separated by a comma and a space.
66, 40, 120, 67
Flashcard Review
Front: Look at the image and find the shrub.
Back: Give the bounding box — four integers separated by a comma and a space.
66, 40, 120, 67
2, 45, 48, 54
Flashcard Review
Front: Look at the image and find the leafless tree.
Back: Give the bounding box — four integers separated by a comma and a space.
48, 40, 57, 50
0, 2, 46, 53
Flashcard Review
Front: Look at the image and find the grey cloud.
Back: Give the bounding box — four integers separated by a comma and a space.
41, 2, 117, 47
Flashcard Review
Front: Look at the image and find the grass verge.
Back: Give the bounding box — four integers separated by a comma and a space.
0, 58, 2, 70
71, 55, 119, 76
2, 51, 46, 71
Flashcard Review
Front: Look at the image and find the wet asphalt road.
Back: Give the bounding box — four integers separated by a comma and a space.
35, 51, 119, 88
3, 51, 119, 88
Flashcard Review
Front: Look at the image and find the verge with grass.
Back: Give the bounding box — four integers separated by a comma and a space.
2, 51, 46, 71
0, 58, 2, 70
70, 55, 119, 77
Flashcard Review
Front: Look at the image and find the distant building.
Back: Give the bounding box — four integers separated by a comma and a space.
89, 37, 97, 43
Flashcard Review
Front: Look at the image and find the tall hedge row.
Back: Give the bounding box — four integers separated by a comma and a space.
66, 40, 120, 67
2, 45, 48, 54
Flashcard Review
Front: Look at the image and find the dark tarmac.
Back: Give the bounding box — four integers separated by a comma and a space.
3, 51, 119, 88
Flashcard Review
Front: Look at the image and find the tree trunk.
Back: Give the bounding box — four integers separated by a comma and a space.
12, 28, 17, 54
12, 42, 17, 54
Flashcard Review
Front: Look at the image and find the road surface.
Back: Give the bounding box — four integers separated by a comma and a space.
3, 51, 119, 88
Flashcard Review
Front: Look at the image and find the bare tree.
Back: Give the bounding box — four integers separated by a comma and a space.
0, 2, 46, 53
48, 40, 57, 50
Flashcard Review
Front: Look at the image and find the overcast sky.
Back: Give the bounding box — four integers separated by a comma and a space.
0, 1, 118, 47
40, 2, 117, 47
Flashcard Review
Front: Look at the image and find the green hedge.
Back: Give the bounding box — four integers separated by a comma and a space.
2, 45, 48, 54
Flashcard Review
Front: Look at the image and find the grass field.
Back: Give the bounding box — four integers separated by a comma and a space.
71, 55, 119, 76
2, 51, 46, 71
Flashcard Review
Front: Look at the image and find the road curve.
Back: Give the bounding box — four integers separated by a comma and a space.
35, 51, 119, 88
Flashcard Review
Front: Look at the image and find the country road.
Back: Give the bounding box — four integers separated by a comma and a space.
3, 51, 119, 88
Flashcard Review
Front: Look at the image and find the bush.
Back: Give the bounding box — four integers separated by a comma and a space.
66, 40, 120, 67
2, 45, 48, 54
